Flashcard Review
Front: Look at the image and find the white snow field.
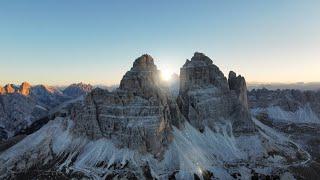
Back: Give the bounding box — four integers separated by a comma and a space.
251, 105, 320, 124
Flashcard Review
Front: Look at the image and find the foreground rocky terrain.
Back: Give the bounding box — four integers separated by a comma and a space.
249, 89, 320, 179
0, 53, 317, 179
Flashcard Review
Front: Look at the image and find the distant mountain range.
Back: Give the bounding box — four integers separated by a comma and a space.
59, 81, 320, 92
0, 82, 93, 140
247, 82, 320, 91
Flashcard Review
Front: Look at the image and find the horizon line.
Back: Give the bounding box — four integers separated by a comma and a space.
2, 81, 320, 87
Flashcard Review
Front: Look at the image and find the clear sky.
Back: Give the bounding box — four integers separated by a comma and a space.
0, 0, 319, 86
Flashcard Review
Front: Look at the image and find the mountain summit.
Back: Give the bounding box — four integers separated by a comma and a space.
119, 54, 162, 98
178, 52, 254, 133
19, 82, 32, 96
63, 82, 93, 98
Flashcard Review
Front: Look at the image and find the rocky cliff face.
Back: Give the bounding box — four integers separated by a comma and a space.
0, 86, 4, 95
177, 52, 255, 134
1, 82, 32, 95
119, 54, 163, 98
72, 53, 258, 154
19, 82, 31, 96
72, 55, 178, 157
228, 71, 249, 110
3, 84, 17, 94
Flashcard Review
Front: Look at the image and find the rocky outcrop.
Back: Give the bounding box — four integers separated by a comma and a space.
0, 82, 37, 97
19, 82, 31, 96
73, 53, 256, 154
228, 71, 249, 110
63, 83, 93, 98
0, 86, 4, 95
179, 52, 229, 93
119, 54, 163, 99
177, 52, 255, 134
4, 84, 16, 94
72, 54, 178, 157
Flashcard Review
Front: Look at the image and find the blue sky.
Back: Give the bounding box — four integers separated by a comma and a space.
0, 0, 319, 85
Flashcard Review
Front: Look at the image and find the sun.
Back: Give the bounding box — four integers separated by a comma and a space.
160, 68, 173, 81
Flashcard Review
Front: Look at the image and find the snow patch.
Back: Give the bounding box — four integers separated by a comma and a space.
252, 105, 320, 124
35, 105, 48, 111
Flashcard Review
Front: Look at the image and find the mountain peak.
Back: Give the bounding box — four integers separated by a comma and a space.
132, 54, 157, 71
192, 52, 208, 59
119, 54, 162, 98
183, 52, 214, 68
63, 82, 93, 98
180, 52, 228, 92
0, 85, 4, 94
4, 84, 16, 94
178, 53, 254, 133
68, 82, 92, 88
20, 82, 31, 96
228, 71, 249, 110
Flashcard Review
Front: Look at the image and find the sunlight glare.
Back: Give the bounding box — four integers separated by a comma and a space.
161, 68, 173, 81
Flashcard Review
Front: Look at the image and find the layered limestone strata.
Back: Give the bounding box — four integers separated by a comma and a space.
73, 53, 257, 157
177, 52, 255, 134
72, 55, 180, 157
228, 71, 249, 110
